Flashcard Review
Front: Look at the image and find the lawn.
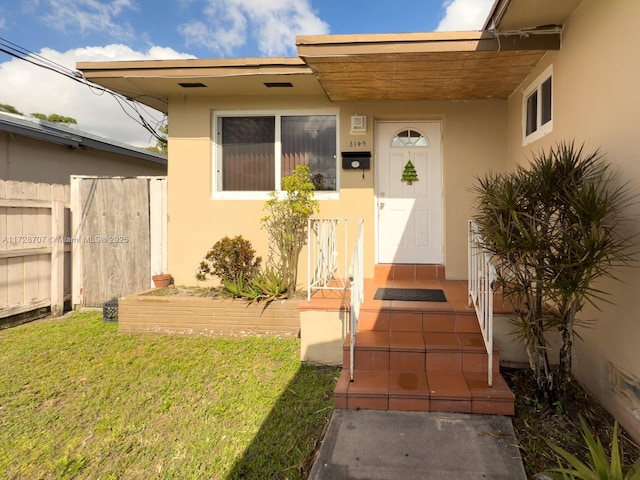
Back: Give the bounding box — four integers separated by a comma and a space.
0, 311, 339, 479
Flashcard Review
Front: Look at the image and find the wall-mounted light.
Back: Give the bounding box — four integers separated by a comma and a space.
350, 114, 367, 134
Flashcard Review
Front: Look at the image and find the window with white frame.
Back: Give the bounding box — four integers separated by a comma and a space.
213, 112, 338, 196
522, 66, 553, 145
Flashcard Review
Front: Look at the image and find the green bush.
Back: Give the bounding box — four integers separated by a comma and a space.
261, 165, 319, 291
472, 141, 637, 399
195, 235, 262, 285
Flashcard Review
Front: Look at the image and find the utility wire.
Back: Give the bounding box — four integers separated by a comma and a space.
0, 36, 168, 143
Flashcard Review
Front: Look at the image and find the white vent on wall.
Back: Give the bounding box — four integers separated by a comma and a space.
609, 362, 640, 420
350, 115, 367, 134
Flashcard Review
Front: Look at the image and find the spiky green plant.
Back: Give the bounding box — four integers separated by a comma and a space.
249, 266, 292, 305
543, 418, 640, 480
222, 272, 259, 299
472, 141, 637, 399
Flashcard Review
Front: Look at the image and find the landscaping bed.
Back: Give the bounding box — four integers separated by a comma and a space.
503, 367, 640, 478
118, 285, 301, 337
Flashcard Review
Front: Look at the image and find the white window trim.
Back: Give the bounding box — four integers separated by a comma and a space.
522, 65, 553, 146
211, 109, 340, 200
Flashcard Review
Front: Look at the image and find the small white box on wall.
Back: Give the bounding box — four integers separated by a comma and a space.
350, 115, 367, 134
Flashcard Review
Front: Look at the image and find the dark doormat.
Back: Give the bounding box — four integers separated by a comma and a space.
374, 288, 447, 302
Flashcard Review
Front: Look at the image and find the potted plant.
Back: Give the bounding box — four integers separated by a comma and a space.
152, 273, 172, 288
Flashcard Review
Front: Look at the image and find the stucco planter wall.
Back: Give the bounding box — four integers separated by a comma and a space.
118, 289, 300, 337
299, 309, 348, 365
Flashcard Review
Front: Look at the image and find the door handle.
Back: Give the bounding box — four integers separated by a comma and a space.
380, 202, 385, 209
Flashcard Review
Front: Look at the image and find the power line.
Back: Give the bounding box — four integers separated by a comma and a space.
0, 36, 168, 144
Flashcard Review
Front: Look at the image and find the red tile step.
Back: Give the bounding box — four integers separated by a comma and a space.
334, 264, 515, 416
335, 368, 514, 415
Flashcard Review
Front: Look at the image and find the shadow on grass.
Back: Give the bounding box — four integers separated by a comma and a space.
226, 361, 339, 480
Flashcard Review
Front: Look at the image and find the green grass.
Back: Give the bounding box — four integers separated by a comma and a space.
0, 311, 339, 479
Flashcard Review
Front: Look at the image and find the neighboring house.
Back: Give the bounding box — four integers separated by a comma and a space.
78, 0, 640, 440
0, 112, 167, 183
0, 112, 167, 323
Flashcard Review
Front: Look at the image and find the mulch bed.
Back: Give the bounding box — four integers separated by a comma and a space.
502, 367, 640, 478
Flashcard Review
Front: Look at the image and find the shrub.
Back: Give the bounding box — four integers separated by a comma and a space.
472, 141, 637, 399
261, 165, 319, 291
195, 235, 262, 285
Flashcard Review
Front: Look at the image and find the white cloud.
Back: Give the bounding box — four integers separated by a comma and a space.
41, 0, 138, 41
179, 1, 248, 56
0, 45, 195, 147
436, 0, 494, 31
179, 0, 329, 57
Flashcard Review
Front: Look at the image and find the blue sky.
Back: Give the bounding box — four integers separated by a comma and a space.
0, 0, 493, 146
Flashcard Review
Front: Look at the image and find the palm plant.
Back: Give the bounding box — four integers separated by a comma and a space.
472, 141, 636, 399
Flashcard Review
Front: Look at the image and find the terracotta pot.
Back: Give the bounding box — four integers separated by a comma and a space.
152, 273, 172, 288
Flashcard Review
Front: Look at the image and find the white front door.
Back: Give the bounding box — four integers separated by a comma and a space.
376, 122, 443, 264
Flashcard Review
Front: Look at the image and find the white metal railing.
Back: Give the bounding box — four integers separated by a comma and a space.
348, 219, 365, 381
468, 220, 497, 387
307, 217, 364, 382
307, 218, 359, 302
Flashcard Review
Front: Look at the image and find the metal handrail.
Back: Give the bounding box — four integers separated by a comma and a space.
306, 217, 364, 382
468, 220, 497, 387
348, 219, 365, 381
307, 218, 358, 301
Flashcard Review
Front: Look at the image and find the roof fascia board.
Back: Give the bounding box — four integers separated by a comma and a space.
0, 118, 81, 148
297, 29, 560, 57
483, 0, 513, 30
297, 31, 488, 45
0, 114, 166, 165
78, 57, 312, 79
496, 28, 561, 50
79, 137, 167, 164
79, 57, 305, 69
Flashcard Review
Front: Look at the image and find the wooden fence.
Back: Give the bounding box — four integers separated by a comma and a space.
0, 180, 71, 322
0, 177, 167, 322
71, 176, 167, 307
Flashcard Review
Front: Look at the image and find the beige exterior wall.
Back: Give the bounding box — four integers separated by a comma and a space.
167, 94, 507, 287
505, 0, 640, 441
0, 131, 167, 184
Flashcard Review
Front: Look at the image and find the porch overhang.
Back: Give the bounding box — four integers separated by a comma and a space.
296, 29, 561, 101
77, 29, 561, 111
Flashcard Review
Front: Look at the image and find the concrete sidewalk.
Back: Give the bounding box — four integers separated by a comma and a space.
309, 410, 527, 480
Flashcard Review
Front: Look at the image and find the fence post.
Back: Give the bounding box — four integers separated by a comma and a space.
149, 178, 168, 287
70, 176, 84, 309
50, 199, 65, 316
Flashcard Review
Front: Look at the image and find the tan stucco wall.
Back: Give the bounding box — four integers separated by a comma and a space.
300, 310, 348, 365
505, 0, 640, 441
0, 132, 167, 184
166, 94, 508, 287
